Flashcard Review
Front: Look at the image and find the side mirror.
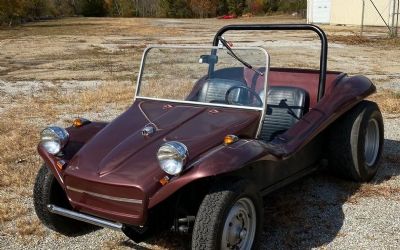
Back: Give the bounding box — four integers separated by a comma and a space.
199, 55, 218, 64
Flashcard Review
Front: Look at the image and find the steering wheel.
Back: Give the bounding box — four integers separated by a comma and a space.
225, 85, 263, 107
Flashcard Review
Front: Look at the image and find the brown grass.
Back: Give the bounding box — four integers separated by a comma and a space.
368, 90, 400, 114
0, 81, 133, 240
102, 232, 190, 250
328, 33, 400, 48
15, 218, 46, 238
0, 119, 40, 189
2, 217, 47, 244
0, 18, 184, 39
0, 18, 139, 242
0, 202, 28, 224
347, 184, 400, 204
61, 81, 134, 113
0, 81, 133, 178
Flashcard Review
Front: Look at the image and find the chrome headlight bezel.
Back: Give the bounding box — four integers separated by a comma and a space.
39, 126, 69, 155
157, 141, 188, 175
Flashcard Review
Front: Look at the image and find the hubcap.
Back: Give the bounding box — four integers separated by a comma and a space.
221, 198, 256, 250
364, 118, 380, 167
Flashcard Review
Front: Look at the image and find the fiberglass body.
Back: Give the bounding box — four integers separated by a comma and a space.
37, 25, 376, 229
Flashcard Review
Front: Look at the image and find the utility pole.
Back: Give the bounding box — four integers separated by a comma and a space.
361, 0, 365, 36
392, 0, 397, 36
396, 0, 399, 37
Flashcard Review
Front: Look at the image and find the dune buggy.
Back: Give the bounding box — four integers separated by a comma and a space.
34, 24, 383, 249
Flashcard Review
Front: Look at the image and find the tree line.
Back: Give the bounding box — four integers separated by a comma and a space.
0, 0, 306, 25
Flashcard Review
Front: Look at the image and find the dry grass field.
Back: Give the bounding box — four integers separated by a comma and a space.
0, 16, 399, 249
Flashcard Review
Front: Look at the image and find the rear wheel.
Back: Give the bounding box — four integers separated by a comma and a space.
191, 179, 263, 250
33, 164, 97, 235
327, 100, 384, 182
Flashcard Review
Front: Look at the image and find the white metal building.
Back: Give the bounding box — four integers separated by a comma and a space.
307, 0, 399, 27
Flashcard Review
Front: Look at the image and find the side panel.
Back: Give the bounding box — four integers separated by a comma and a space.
232, 134, 324, 193
148, 135, 323, 208
149, 75, 375, 208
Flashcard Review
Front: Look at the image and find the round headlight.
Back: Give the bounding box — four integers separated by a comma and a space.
157, 141, 188, 175
40, 127, 69, 155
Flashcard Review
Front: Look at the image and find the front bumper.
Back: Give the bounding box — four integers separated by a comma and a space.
47, 204, 123, 230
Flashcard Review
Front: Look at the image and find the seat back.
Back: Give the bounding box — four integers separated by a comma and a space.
260, 86, 308, 142
196, 78, 246, 103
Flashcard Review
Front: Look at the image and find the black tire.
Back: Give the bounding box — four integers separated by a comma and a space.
122, 224, 155, 243
122, 197, 172, 242
192, 179, 263, 250
327, 100, 384, 182
33, 164, 97, 236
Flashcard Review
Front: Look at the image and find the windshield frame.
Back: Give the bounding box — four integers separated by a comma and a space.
135, 45, 269, 110
134, 45, 270, 137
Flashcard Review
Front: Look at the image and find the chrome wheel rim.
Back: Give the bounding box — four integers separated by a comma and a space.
364, 118, 380, 167
221, 197, 256, 250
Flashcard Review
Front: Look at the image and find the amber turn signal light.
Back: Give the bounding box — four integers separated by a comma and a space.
159, 176, 170, 186
56, 160, 66, 170
72, 118, 91, 128
224, 135, 239, 145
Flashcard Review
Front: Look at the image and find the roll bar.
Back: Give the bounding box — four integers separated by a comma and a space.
212, 24, 328, 101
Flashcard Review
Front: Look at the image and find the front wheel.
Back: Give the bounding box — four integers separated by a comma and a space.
191, 179, 263, 250
33, 164, 97, 236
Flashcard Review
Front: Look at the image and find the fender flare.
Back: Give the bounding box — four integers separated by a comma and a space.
264, 75, 376, 158
148, 139, 276, 208
38, 122, 108, 188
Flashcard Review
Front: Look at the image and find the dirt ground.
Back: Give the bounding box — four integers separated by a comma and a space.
0, 16, 399, 249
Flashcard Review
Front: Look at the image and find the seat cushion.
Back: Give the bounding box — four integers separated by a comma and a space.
196, 78, 246, 103
260, 86, 308, 142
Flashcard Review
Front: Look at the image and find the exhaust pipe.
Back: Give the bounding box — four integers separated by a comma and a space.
47, 204, 123, 231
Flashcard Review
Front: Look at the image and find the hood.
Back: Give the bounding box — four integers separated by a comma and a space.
64, 100, 260, 194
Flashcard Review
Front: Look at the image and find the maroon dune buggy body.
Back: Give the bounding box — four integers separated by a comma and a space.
34, 24, 383, 249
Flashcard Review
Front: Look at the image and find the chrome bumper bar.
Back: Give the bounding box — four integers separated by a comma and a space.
47, 204, 123, 231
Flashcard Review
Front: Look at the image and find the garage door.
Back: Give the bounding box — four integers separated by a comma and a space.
312, 0, 331, 24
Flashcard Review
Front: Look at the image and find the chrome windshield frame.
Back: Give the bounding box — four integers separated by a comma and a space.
134, 45, 270, 138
